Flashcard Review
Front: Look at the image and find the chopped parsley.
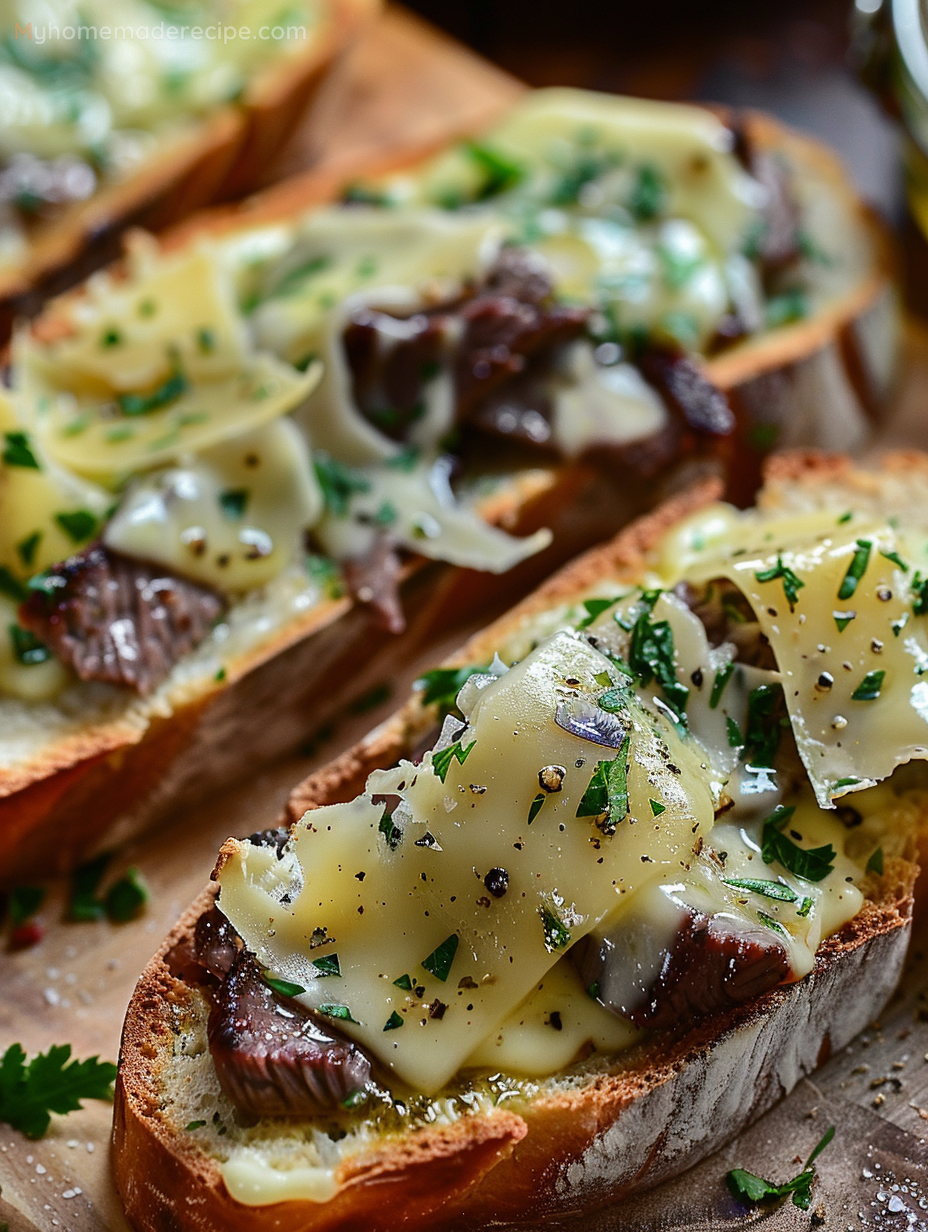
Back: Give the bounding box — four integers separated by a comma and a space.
378, 810, 402, 851
15, 531, 41, 568
880, 549, 909, 572
117, 367, 187, 417
218, 489, 249, 520
421, 934, 459, 983
796, 896, 814, 917
9, 625, 51, 666
649, 798, 666, 817
597, 686, 628, 714
465, 141, 524, 199
575, 736, 630, 835
10, 885, 44, 927
528, 792, 546, 824
393, 974, 413, 991
262, 975, 306, 998
851, 670, 884, 701
628, 163, 665, 221
414, 663, 487, 719
866, 847, 884, 876
67, 853, 110, 922
539, 901, 572, 952
833, 610, 856, 633
431, 740, 475, 783
628, 603, 688, 721
54, 510, 99, 543
271, 254, 332, 298
317, 1004, 360, 1024
2, 431, 40, 470
313, 453, 370, 516
0, 1043, 117, 1139
743, 683, 787, 769
312, 953, 341, 977
761, 805, 836, 883
726, 716, 742, 747
100, 327, 122, 347
764, 287, 809, 330
722, 877, 798, 903
103, 868, 148, 923
726, 1125, 835, 1211
186, 1120, 206, 1131
913, 572, 928, 617
577, 596, 620, 629
757, 910, 786, 935
196, 327, 216, 354
709, 662, 734, 709
837, 539, 872, 601
0, 567, 27, 602
754, 556, 804, 612
383, 1011, 404, 1031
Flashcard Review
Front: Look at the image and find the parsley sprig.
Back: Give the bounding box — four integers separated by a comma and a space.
431, 739, 475, 783
727, 1125, 835, 1210
761, 806, 836, 883
627, 597, 688, 721
415, 664, 487, 720
575, 736, 630, 835
754, 556, 804, 612
0, 1043, 116, 1138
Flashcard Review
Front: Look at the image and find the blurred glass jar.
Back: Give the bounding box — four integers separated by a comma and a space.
853, 0, 928, 235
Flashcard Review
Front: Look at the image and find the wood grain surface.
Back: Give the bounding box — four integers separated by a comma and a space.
2, 8, 928, 1232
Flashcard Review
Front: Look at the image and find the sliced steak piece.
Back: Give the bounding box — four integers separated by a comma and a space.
208, 948, 371, 1118
19, 544, 225, 695
571, 901, 791, 1034
341, 531, 404, 635
637, 346, 735, 439
194, 906, 241, 981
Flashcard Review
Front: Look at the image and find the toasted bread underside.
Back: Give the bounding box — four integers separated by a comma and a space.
0, 106, 898, 880
114, 462, 919, 1231
0, 0, 378, 341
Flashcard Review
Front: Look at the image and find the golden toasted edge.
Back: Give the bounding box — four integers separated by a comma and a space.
114, 458, 919, 1230
0, 0, 378, 317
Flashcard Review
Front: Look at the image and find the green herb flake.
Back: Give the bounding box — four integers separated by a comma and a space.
892, 613, 909, 637
761, 805, 836, 883
649, 798, 666, 817
709, 662, 734, 709
9, 625, 51, 666
383, 1011, 404, 1031
138, 298, 157, 318
754, 556, 805, 612
379, 810, 402, 851
117, 367, 187, 417
393, 974, 413, 991
833, 777, 861, 789
838, 539, 871, 601
629, 163, 665, 221
628, 604, 688, 721
214, 667, 226, 682
726, 715, 743, 747
722, 877, 798, 903
196, 327, 216, 354
314, 453, 371, 516
539, 902, 571, 953
100, 327, 122, 348
528, 792, 546, 825
837, 512, 852, 524
575, 736, 630, 835
578, 596, 619, 629
0, 567, 27, 602
880, 549, 909, 573
743, 683, 786, 769
54, 510, 99, 544
104, 867, 148, 923
465, 141, 525, 199
15, 531, 41, 569
851, 669, 885, 701
0, 1043, 117, 1139
262, 974, 306, 997
67, 852, 109, 922
726, 1125, 835, 1211
421, 934, 459, 983
414, 664, 487, 720
833, 610, 856, 632
10, 885, 45, 927
218, 489, 248, 520
312, 953, 341, 978
866, 847, 884, 876
186, 1120, 206, 1131
764, 287, 809, 330
757, 910, 786, 935
431, 740, 476, 783
796, 896, 814, 918
2, 432, 40, 470
317, 1004, 360, 1024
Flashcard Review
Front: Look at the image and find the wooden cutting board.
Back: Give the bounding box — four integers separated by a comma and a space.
2, 9, 928, 1231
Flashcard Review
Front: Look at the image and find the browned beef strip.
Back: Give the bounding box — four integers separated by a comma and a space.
19, 544, 225, 695
194, 907, 241, 981
208, 948, 371, 1118
637, 346, 735, 439
571, 904, 791, 1033
341, 531, 405, 635
342, 247, 588, 440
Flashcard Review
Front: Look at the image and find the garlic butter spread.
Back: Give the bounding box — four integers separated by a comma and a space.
0, 87, 872, 711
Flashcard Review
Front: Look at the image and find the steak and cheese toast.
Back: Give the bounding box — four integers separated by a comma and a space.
0, 0, 378, 338
114, 452, 925, 1230
0, 89, 897, 881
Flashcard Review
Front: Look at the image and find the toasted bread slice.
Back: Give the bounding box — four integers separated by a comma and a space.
0, 0, 378, 342
0, 103, 898, 882
114, 454, 923, 1231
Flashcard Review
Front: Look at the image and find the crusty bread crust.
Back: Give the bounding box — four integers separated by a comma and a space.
0, 0, 379, 339
0, 104, 897, 880
114, 462, 919, 1231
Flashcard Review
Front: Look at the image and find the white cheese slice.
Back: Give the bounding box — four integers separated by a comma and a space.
217, 629, 716, 1093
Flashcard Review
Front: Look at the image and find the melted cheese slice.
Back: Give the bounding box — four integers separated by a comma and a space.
217, 629, 715, 1093
104, 419, 322, 591
664, 504, 928, 806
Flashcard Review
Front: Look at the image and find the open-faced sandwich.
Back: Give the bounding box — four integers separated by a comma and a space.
115, 451, 924, 1230
0, 88, 896, 880
0, 0, 376, 335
